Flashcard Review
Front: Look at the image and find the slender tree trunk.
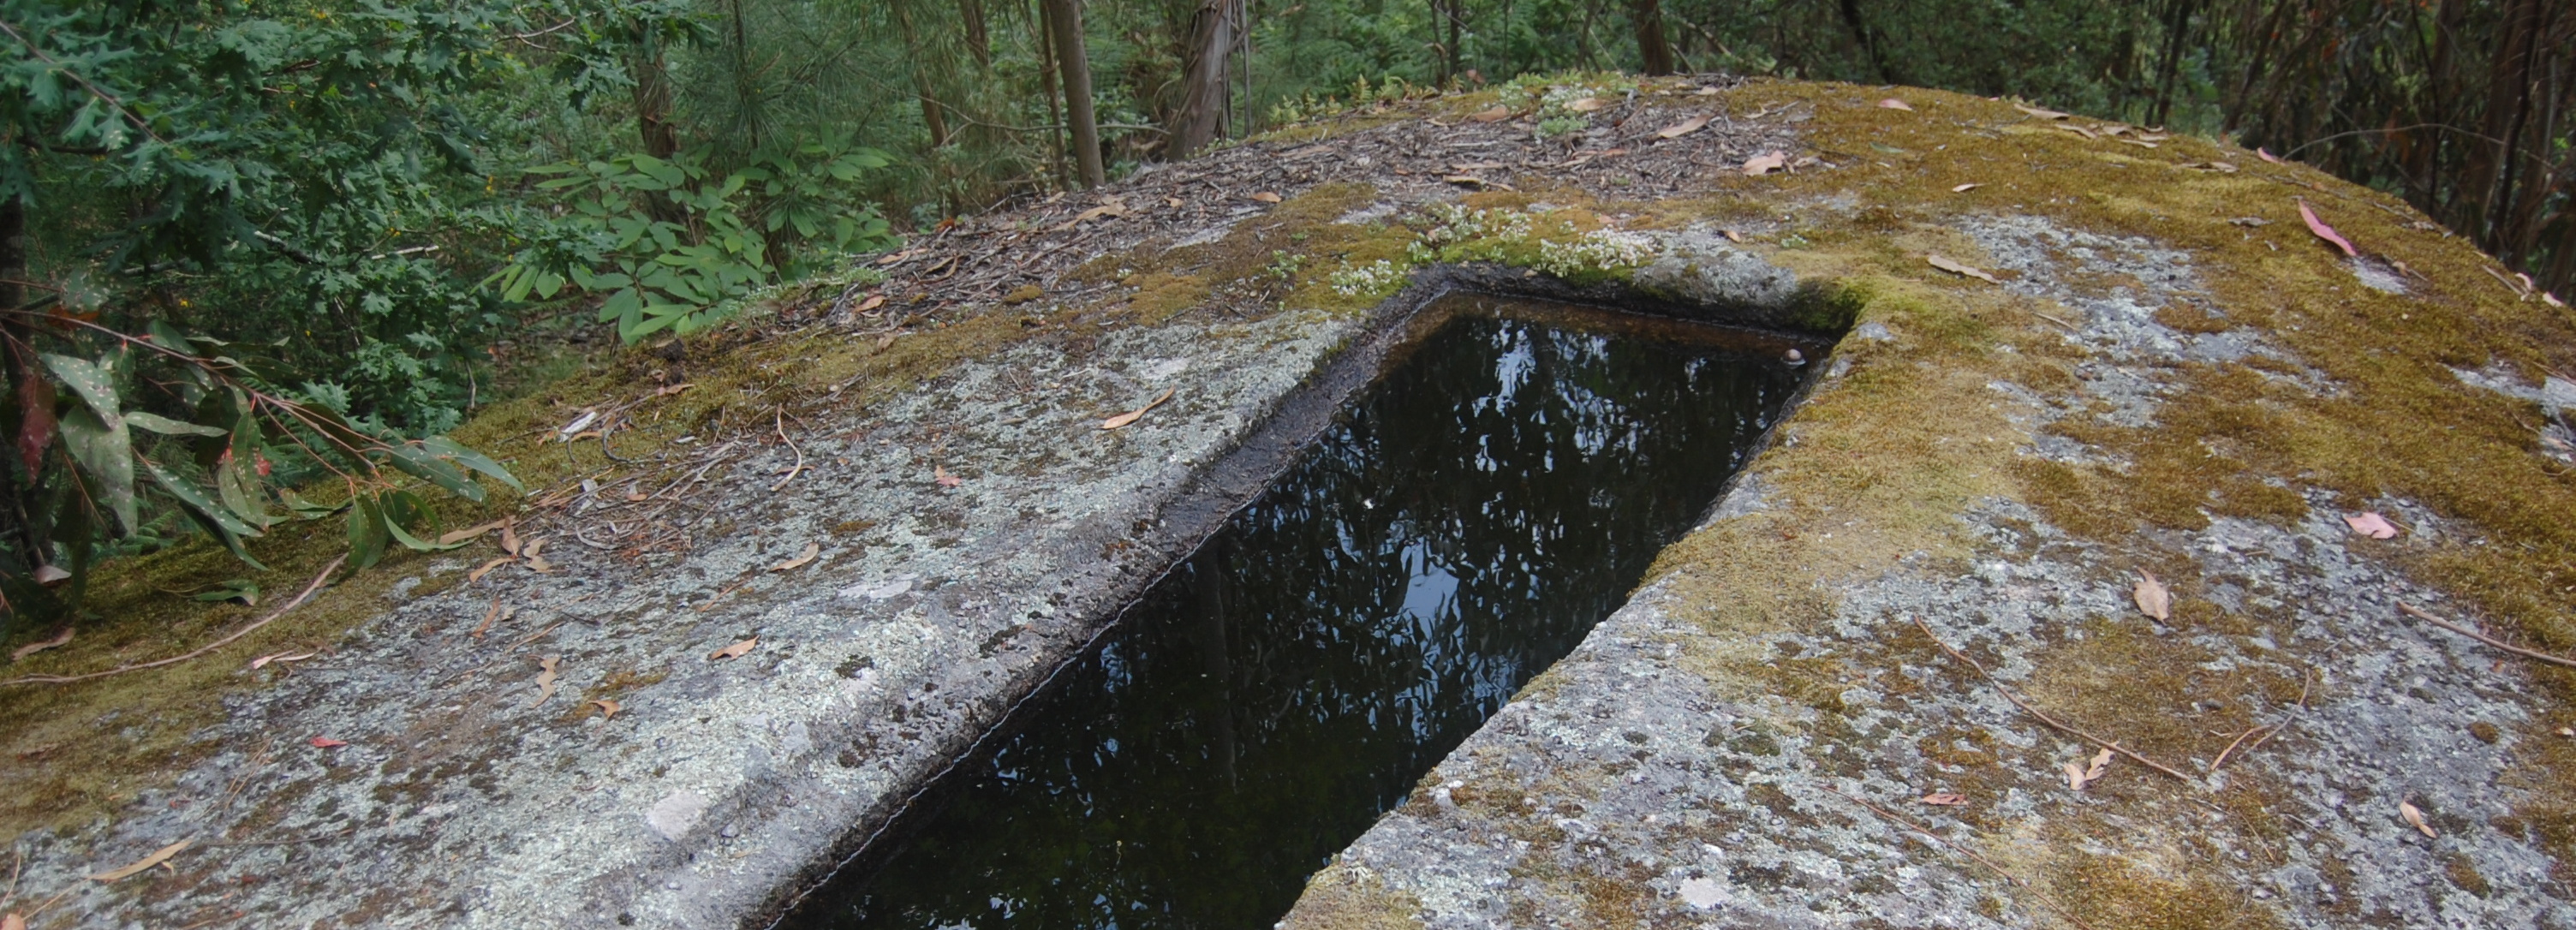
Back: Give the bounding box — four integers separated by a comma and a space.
2147, 0, 2197, 127
1172, 0, 1242, 158
893, 0, 951, 148
1035, 0, 1069, 188
1631, 0, 1674, 76
1045, 0, 1106, 188
629, 24, 686, 224
1835, 0, 1899, 85
958, 0, 991, 67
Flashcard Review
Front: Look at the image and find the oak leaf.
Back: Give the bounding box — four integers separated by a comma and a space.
529, 655, 560, 708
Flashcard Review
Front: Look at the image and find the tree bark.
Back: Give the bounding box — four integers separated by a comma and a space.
958, 0, 990, 67
1172, 0, 1243, 158
1631, 0, 1674, 76
629, 24, 685, 225
1044, 0, 1106, 188
1834, 0, 1900, 86
892, 0, 951, 148
1034, 0, 1068, 188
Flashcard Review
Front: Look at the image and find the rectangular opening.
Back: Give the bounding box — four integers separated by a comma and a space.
777, 293, 1828, 929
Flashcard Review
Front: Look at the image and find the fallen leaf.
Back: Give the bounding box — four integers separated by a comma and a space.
2549, 292, 2567, 308
1101, 387, 1177, 430
2133, 569, 2172, 622
709, 637, 758, 661
1951, 182, 1982, 193
2055, 122, 2099, 140
1469, 105, 1512, 122
2064, 747, 2112, 791
1918, 792, 1967, 806
2013, 103, 2070, 120
528, 655, 560, 708
2180, 160, 2239, 173
2297, 200, 2358, 257
309, 736, 347, 748
499, 521, 522, 557
248, 651, 314, 670
1877, 98, 1914, 111
1441, 175, 1490, 187
2400, 801, 2436, 838
875, 331, 899, 350
934, 465, 963, 488
521, 537, 552, 574
438, 520, 506, 545
31, 564, 69, 585
88, 838, 192, 882
1165, 197, 1184, 208
558, 410, 599, 436
625, 486, 648, 502
6, 910, 25, 930
10, 626, 73, 662
1926, 254, 2000, 283
2257, 147, 2286, 164
854, 294, 886, 313
1741, 152, 1787, 176
770, 540, 820, 573
1720, 229, 1744, 243
1449, 161, 1506, 171
1249, 191, 1282, 204
1565, 96, 1609, 112
2557, 726, 2573, 737
590, 699, 623, 721
1655, 114, 1711, 139
2344, 511, 2400, 540
467, 556, 514, 583
653, 381, 696, 397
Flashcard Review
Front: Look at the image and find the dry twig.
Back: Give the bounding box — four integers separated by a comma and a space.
2400, 602, 2576, 670
1911, 615, 2196, 782
2, 557, 345, 688
2208, 668, 2313, 775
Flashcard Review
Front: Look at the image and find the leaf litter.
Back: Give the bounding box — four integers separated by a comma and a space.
2132, 569, 2172, 622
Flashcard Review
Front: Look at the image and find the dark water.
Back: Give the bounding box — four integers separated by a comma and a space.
779, 296, 1814, 930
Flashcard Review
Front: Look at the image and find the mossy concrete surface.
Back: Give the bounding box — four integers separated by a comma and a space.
1285, 82, 2576, 929
3, 75, 2573, 930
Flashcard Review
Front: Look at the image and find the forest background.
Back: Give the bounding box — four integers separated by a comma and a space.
0, 0, 2568, 625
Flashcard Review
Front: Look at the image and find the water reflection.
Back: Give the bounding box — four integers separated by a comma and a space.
782, 297, 1812, 930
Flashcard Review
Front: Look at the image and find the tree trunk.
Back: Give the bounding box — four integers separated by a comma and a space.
1631, 0, 1674, 76
1034, 0, 1069, 188
1045, 0, 1106, 188
893, 0, 951, 148
959, 0, 991, 67
629, 25, 685, 224
1172, 0, 1243, 158
1835, 0, 1900, 86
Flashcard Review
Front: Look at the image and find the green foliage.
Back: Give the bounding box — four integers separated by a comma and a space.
493, 142, 897, 343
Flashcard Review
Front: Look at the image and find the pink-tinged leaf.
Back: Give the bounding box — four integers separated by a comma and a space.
2298, 200, 2358, 257
309, 736, 348, 748
2257, 147, 2285, 164
1741, 152, 1787, 176
2344, 512, 2400, 540
1876, 98, 1914, 111
1917, 792, 1967, 806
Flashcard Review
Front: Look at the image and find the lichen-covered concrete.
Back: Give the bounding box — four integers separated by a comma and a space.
9, 75, 2575, 930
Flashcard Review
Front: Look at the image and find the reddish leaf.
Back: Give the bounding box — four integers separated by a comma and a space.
308, 736, 348, 748
1917, 792, 1968, 806
2344, 511, 2400, 540
15, 370, 54, 474
2297, 200, 2358, 257
2257, 147, 2286, 164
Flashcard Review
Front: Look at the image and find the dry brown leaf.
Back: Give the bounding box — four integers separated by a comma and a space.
934, 465, 963, 488
528, 655, 560, 708
855, 294, 886, 313
2133, 569, 2172, 622
2064, 747, 2113, 791
2055, 122, 2099, 140
1654, 114, 1711, 139
590, 699, 623, 721
653, 381, 696, 397
2180, 160, 2239, 173
1440, 174, 1489, 187
1917, 792, 1967, 806
1165, 197, 1184, 208
2013, 103, 2070, 120
6, 910, 27, 930
2257, 146, 2286, 164
1101, 387, 1177, 431
1720, 229, 1744, 243
1469, 105, 1512, 122
467, 556, 514, 584
709, 637, 759, 661
88, 838, 192, 883
499, 520, 522, 557
770, 540, 820, 573
1741, 152, 1787, 176
1926, 254, 2000, 283
2400, 801, 2436, 838
437, 520, 506, 545
1951, 182, 1982, 193
1877, 98, 1914, 111
521, 537, 552, 574
1249, 191, 1282, 204
10, 626, 73, 662
2344, 511, 2400, 540
247, 650, 314, 670
1565, 96, 1609, 112
473, 599, 513, 639
308, 736, 347, 748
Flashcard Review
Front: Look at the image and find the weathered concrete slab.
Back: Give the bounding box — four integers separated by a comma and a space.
9, 75, 2574, 930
